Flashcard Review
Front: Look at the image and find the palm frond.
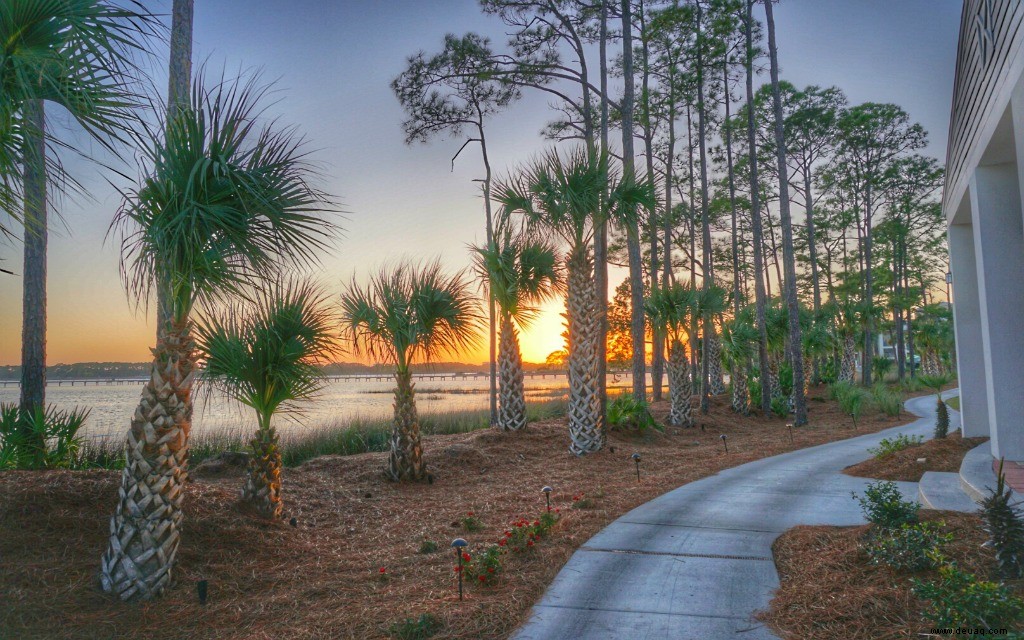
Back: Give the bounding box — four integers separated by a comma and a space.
112, 69, 339, 321
196, 278, 338, 427
340, 259, 483, 371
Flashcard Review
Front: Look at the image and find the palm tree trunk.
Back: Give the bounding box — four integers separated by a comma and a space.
840, 335, 856, 382
567, 247, 604, 455
497, 312, 527, 432
241, 424, 283, 519
20, 100, 47, 463
101, 317, 195, 601
388, 370, 426, 481
731, 364, 749, 415
667, 339, 693, 427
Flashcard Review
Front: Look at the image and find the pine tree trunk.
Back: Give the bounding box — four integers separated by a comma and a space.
241, 425, 283, 519
763, 0, 807, 426
567, 247, 604, 455
497, 312, 527, 432
101, 318, 195, 601
667, 339, 694, 427
387, 370, 426, 481
744, 1, 772, 415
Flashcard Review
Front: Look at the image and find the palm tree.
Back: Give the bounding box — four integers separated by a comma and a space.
197, 280, 336, 519
830, 297, 860, 383
340, 260, 480, 481
100, 72, 337, 601
693, 284, 729, 413
472, 222, 562, 432
494, 148, 653, 455
721, 312, 758, 415
646, 283, 695, 427
1, 0, 153, 447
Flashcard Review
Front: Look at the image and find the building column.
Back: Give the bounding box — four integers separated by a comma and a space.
969, 163, 1024, 461
948, 221, 989, 439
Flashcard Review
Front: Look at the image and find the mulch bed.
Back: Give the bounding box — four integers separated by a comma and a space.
758, 511, 1024, 638
1, 387, 918, 640
843, 431, 989, 482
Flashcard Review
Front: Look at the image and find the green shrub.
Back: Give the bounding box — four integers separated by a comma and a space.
834, 384, 869, 429
748, 375, 762, 411
868, 433, 924, 459
770, 395, 789, 418
870, 383, 902, 417
854, 481, 920, 529
934, 398, 950, 439
0, 403, 90, 469
607, 394, 662, 433
778, 363, 794, 398
820, 358, 839, 385
865, 522, 951, 572
913, 563, 1024, 628
980, 461, 1024, 579
418, 538, 438, 554
828, 380, 854, 401
872, 356, 894, 382
464, 543, 503, 585
388, 613, 442, 640
461, 512, 483, 532
900, 376, 924, 393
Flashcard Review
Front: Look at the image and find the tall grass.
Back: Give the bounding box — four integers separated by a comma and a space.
870, 383, 903, 417
69, 399, 569, 470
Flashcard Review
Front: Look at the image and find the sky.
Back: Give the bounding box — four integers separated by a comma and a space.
0, 0, 963, 366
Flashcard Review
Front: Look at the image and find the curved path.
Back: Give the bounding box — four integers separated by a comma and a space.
512, 390, 960, 639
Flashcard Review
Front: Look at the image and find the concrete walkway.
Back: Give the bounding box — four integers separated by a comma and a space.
512, 390, 960, 639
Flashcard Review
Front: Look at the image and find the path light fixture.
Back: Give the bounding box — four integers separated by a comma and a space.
631, 453, 642, 482
451, 538, 468, 600
542, 486, 553, 512
786, 423, 794, 445
720, 434, 729, 453
197, 579, 208, 605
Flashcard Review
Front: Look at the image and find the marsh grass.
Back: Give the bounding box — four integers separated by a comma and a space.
69, 399, 569, 470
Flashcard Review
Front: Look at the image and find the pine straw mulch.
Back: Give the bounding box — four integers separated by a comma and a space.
758, 510, 1024, 638
843, 431, 989, 482
1, 387, 915, 640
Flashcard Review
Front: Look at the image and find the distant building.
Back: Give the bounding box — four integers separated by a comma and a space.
944, 0, 1024, 463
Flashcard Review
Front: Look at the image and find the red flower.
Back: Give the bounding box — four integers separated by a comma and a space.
498, 540, 506, 547
527, 540, 534, 547
379, 567, 387, 574
454, 566, 462, 572
467, 511, 474, 516
533, 520, 540, 526
479, 575, 486, 582
462, 553, 471, 562
487, 567, 495, 573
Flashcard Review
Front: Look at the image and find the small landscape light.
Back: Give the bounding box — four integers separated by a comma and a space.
631, 453, 642, 482
289, 517, 297, 527
451, 538, 468, 601
197, 579, 208, 605
720, 434, 729, 453
542, 486, 553, 512
786, 423, 794, 445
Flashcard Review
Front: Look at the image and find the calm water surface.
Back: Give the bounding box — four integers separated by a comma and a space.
0, 375, 587, 443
